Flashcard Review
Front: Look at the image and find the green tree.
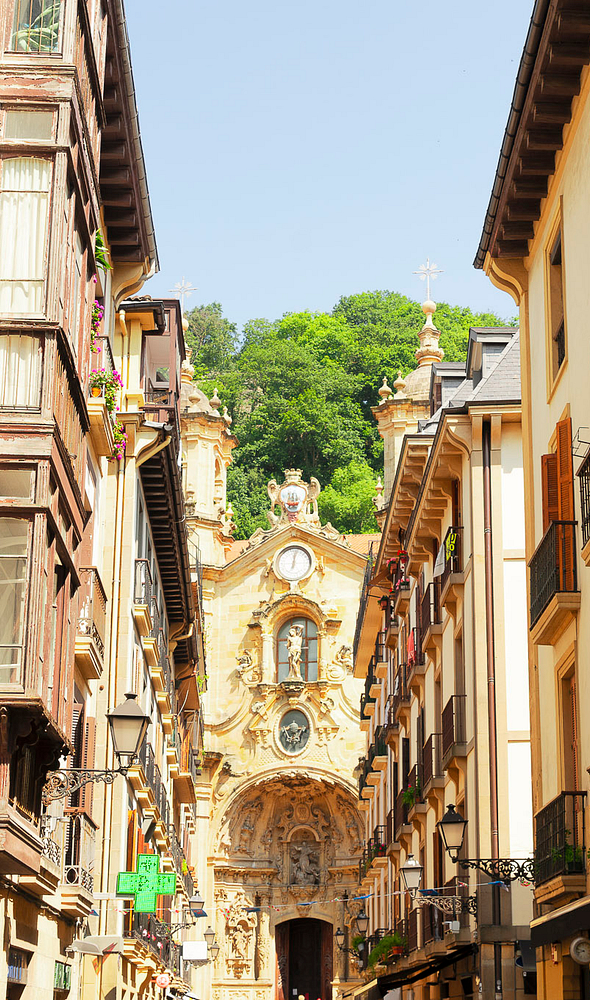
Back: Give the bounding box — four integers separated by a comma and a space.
185, 302, 238, 375
318, 460, 380, 534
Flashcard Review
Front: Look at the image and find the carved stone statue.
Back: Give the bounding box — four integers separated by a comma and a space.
290, 841, 320, 885
287, 624, 304, 678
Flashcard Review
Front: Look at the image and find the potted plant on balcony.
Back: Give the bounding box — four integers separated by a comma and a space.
386, 556, 398, 581
388, 931, 406, 958
90, 300, 105, 354
402, 780, 421, 809
111, 421, 128, 461
89, 368, 123, 411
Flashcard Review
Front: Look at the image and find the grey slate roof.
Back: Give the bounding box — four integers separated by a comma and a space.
467, 333, 521, 403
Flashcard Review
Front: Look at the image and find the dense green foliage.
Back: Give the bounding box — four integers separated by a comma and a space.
185, 292, 515, 539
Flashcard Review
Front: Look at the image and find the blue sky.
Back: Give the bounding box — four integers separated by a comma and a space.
126, 0, 531, 333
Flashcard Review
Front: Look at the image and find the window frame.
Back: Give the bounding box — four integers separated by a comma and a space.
0, 516, 31, 686
0, 155, 54, 318
544, 203, 568, 396
9, 0, 64, 56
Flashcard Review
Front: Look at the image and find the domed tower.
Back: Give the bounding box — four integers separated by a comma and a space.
373, 293, 444, 502
179, 342, 237, 568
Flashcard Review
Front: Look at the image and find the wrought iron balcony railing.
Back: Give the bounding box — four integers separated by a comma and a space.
394, 789, 409, 839
134, 558, 153, 605
368, 726, 387, 768
534, 790, 587, 886
129, 911, 181, 973
440, 525, 463, 592
442, 694, 466, 759
529, 520, 578, 626
420, 582, 441, 643
422, 733, 443, 788
76, 567, 107, 660
375, 631, 387, 664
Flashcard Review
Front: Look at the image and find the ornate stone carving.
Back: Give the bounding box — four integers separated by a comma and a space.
223, 893, 258, 979
237, 649, 261, 685
290, 840, 320, 885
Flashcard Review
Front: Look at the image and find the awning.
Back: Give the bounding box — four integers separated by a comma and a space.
377, 945, 477, 991
530, 897, 590, 947
69, 936, 124, 955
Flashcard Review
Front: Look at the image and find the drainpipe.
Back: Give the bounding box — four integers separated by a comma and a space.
482, 419, 499, 861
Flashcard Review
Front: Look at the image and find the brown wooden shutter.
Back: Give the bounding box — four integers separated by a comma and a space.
541, 454, 559, 533
570, 676, 579, 791
556, 417, 574, 520
557, 418, 575, 589
79, 717, 95, 815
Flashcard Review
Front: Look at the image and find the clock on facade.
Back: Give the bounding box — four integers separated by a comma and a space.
276, 545, 312, 582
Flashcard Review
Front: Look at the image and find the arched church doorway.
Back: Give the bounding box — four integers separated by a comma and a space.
276, 918, 333, 1000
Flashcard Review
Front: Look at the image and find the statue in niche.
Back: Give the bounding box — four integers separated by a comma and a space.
286, 624, 304, 678
236, 800, 262, 854
291, 841, 320, 885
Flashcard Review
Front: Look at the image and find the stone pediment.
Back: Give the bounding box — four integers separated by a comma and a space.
224, 522, 369, 578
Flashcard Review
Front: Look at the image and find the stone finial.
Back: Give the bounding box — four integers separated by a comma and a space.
222, 406, 232, 426
394, 370, 407, 398
181, 356, 195, 384
373, 476, 385, 511
416, 299, 444, 367
378, 377, 393, 402
210, 387, 221, 411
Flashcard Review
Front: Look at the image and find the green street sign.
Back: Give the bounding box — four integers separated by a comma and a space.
117, 854, 176, 913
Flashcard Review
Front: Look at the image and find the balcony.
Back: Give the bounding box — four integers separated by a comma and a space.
422, 903, 444, 948
440, 526, 464, 616
407, 625, 425, 692
422, 733, 444, 796
126, 910, 181, 975
87, 337, 116, 457
20, 821, 62, 895
578, 452, 590, 561
420, 582, 442, 654
391, 664, 411, 725
394, 789, 411, 841
173, 732, 201, 803
534, 791, 587, 904
367, 726, 388, 775
358, 758, 373, 801
386, 808, 397, 852
360, 665, 377, 729
57, 814, 96, 918
142, 598, 161, 668
143, 389, 180, 455
128, 740, 172, 847
442, 695, 467, 770
75, 567, 107, 680
384, 694, 398, 746
374, 632, 388, 678
166, 826, 194, 897
133, 558, 153, 637
407, 907, 419, 953
529, 520, 580, 644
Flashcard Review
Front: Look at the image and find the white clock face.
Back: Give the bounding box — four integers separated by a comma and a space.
277, 545, 312, 582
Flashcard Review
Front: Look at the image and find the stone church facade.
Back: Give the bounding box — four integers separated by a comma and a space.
180, 369, 374, 1000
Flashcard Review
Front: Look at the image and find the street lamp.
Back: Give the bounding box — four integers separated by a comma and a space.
437, 803, 535, 883
400, 851, 477, 917
189, 892, 205, 915
42, 693, 150, 804
355, 908, 369, 936
335, 926, 364, 957
400, 854, 423, 895
203, 925, 216, 946
209, 941, 220, 961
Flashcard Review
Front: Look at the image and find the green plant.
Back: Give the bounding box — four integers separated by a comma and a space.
367, 933, 404, 968
12, 0, 60, 53
95, 229, 112, 271
89, 367, 123, 412
90, 300, 104, 353
111, 421, 128, 461
351, 933, 365, 954
402, 781, 421, 808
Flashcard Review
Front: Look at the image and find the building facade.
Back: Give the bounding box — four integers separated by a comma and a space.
0, 3, 205, 999
353, 304, 534, 999
476, 2, 590, 996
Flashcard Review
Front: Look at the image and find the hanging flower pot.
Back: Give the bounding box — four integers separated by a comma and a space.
91, 385, 102, 397
379, 595, 389, 610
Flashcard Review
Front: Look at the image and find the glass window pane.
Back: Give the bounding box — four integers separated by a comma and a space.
0, 158, 51, 315
0, 519, 28, 683
0, 469, 33, 499
4, 110, 53, 140
0, 335, 42, 408
11, 0, 61, 53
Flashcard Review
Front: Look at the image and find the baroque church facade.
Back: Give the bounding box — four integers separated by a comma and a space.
180, 367, 375, 1000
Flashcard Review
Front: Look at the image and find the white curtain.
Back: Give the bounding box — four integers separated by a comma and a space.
0, 157, 51, 314
0, 335, 41, 407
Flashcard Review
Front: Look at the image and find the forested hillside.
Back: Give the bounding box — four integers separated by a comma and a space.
184, 291, 515, 539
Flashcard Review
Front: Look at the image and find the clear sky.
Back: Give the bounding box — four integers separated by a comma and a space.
125, 0, 532, 333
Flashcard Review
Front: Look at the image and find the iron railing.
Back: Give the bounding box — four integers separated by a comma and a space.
149, 596, 160, 638
406, 763, 423, 806
440, 525, 462, 592
93, 335, 115, 375
407, 908, 419, 952
143, 389, 180, 454
578, 453, 590, 547
134, 558, 153, 605
391, 664, 410, 719
76, 567, 107, 660
384, 694, 398, 737
422, 733, 443, 789
442, 695, 466, 758
375, 631, 387, 664
420, 582, 441, 643
369, 825, 387, 858
358, 757, 371, 799
129, 911, 181, 973
353, 543, 375, 663
368, 726, 387, 768
167, 826, 194, 897
422, 902, 444, 944
137, 740, 171, 830
535, 790, 586, 885
529, 520, 578, 626
361, 660, 377, 719
386, 808, 395, 847
394, 789, 409, 839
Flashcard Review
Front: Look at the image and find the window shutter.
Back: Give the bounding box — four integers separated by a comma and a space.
541, 453, 559, 533
556, 417, 574, 521
79, 717, 95, 815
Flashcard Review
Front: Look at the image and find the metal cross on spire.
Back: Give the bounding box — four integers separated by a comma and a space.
168, 276, 198, 313
413, 259, 443, 301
